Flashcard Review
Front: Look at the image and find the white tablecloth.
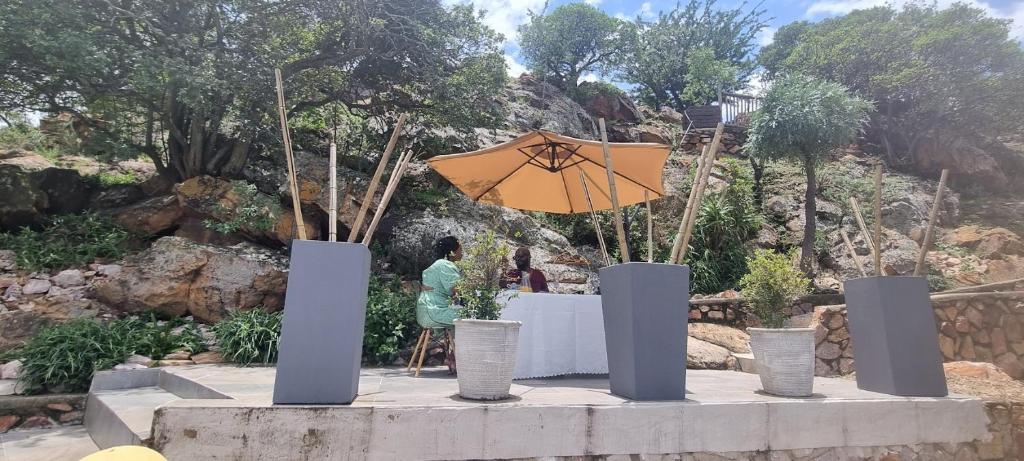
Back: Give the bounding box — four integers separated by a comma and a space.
498, 292, 608, 379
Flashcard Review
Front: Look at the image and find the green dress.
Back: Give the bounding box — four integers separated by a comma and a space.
416, 259, 461, 327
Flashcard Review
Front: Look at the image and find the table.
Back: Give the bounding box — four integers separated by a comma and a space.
498, 292, 609, 379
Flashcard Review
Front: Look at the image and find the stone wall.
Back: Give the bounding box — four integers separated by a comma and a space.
514, 443, 983, 460
0, 393, 85, 432
983, 401, 1024, 461
679, 126, 747, 155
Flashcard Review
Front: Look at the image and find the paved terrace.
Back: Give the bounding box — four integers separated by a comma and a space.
125, 366, 992, 460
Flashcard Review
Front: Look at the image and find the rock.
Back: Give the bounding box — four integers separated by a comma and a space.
21, 278, 52, 295
172, 216, 244, 246
946, 225, 986, 248
688, 323, 750, 353
0, 250, 16, 271
1, 359, 22, 379
764, 195, 798, 220
576, 81, 642, 123
655, 106, 684, 124
943, 361, 1013, 381
686, 337, 732, 369
817, 342, 842, 360
0, 415, 18, 432
108, 194, 183, 236
0, 379, 17, 396
46, 402, 73, 412
637, 126, 669, 144
838, 358, 855, 374
59, 411, 84, 424
152, 360, 194, 367
162, 350, 191, 360
939, 335, 956, 360
0, 311, 53, 353
0, 164, 47, 231
994, 353, 1024, 379
33, 167, 91, 215
975, 228, 1024, 259
89, 184, 146, 210
95, 264, 122, 277
19, 415, 52, 429
51, 269, 85, 288
190, 351, 225, 364
93, 237, 288, 322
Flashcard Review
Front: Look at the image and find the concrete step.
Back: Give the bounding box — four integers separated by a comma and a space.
85, 386, 179, 449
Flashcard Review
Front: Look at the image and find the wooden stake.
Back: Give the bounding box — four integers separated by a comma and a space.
598, 118, 629, 263
677, 123, 725, 264
645, 190, 653, 263
913, 169, 949, 276
362, 149, 413, 246
873, 163, 883, 275
579, 170, 612, 266
328, 142, 338, 242
841, 229, 867, 277
348, 113, 408, 242
274, 68, 307, 240
669, 145, 710, 264
848, 197, 876, 256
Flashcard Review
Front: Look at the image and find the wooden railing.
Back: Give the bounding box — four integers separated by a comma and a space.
718, 91, 761, 124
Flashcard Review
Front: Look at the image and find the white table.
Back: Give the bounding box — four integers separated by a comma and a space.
498, 292, 609, 379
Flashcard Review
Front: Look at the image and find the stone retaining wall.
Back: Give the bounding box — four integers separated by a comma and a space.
679, 126, 747, 155
0, 393, 86, 432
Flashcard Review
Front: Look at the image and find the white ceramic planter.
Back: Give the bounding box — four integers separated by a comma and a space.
748, 327, 815, 397
454, 319, 521, 400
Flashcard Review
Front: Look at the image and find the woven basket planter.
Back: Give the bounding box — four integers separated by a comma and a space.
748, 327, 815, 397
454, 319, 521, 400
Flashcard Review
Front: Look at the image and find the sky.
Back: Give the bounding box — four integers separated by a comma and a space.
447, 0, 1024, 86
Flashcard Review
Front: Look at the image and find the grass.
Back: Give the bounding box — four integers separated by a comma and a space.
89, 171, 140, 187
0, 122, 69, 159
213, 309, 282, 366
0, 213, 133, 271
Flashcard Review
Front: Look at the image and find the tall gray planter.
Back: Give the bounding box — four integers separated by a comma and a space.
273, 241, 371, 405
844, 276, 947, 397
599, 262, 689, 401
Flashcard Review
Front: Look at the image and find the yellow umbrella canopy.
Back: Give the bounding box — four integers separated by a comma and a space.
426, 131, 669, 214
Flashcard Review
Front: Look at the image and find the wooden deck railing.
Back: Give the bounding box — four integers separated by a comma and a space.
718, 91, 761, 124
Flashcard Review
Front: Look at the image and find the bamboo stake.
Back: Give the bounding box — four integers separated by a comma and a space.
677, 123, 725, 264
347, 113, 408, 242
579, 170, 612, 266
848, 197, 876, 256
913, 169, 949, 276
363, 149, 413, 246
669, 145, 710, 264
840, 229, 867, 277
598, 118, 629, 263
645, 190, 653, 263
873, 163, 883, 275
274, 68, 307, 240
328, 142, 338, 242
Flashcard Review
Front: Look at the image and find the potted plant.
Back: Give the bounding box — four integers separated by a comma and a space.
739, 249, 812, 397
453, 232, 520, 400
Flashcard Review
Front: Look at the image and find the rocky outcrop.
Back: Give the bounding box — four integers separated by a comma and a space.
688, 323, 751, 353
575, 81, 642, 123
92, 236, 288, 322
504, 75, 595, 139
0, 155, 92, 231
108, 195, 183, 236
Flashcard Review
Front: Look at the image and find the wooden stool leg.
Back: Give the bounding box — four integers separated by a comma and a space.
415, 329, 432, 377
407, 329, 427, 372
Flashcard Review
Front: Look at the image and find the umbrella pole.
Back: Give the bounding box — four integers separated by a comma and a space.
363, 149, 413, 246
669, 144, 710, 264
913, 169, 949, 277
598, 118, 630, 263
645, 190, 653, 263
579, 170, 612, 266
348, 113, 408, 242
274, 68, 307, 240
328, 142, 338, 242
677, 123, 725, 264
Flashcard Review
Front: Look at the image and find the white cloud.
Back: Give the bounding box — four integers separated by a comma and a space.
449, 0, 547, 42
757, 27, 777, 47
805, 0, 1024, 40
585, 0, 602, 5
639, 2, 654, 19
578, 73, 600, 84
505, 55, 528, 78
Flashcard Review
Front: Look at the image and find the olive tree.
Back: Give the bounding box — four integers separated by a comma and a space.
745, 75, 872, 274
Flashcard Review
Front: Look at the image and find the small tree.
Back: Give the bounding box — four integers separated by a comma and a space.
739, 250, 810, 328
455, 232, 511, 320
518, 3, 630, 92
745, 74, 872, 274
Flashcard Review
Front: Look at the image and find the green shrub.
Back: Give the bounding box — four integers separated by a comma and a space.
203, 181, 281, 235
0, 213, 133, 271
10, 319, 135, 394
363, 276, 417, 364
927, 266, 951, 292
0, 122, 67, 158
739, 249, 810, 328
213, 309, 282, 366
455, 232, 511, 320
90, 171, 140, 187
120, 313, 205, 359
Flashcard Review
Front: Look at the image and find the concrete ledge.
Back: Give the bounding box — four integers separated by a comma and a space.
89, 369, 159, 392
84, 392, 141, 449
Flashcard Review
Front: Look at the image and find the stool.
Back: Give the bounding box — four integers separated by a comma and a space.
406, 327, 454, 377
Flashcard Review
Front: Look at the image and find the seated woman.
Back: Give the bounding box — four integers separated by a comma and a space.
500, 246, 549, 293
417, 236, 463, 328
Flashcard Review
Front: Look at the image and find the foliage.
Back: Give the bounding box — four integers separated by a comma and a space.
745, 74, 871, 273
518, 3, 631, 91
760, 4, 1024, 166
455, 232, 511, 320
89, 171, 140, 187
119, 313, 206, 360
739, 249, 810, 328
9, 319, 136, 394
203, 181, 281, 235
0, 0, 508, 182
619, 0, 767, 111
0, 121, 67, 159
0, 214, 133, 271
684, 159, 762, 293
363, 276, 417, 364
927, 266, 951, 292
213, 310, 282, 366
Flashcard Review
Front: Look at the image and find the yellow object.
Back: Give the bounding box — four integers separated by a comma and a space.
80, 445, 167, 461
426, 131, 669, 214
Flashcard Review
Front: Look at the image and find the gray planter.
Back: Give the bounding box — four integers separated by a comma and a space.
748, 328, 815, 397
844, 276, 947, 397
273, 241, 371, 405
599, 262, 689, 401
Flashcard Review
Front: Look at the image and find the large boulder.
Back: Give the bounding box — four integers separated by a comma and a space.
504, 75, 595, 139
944, 225, 1024, 259
92, 237, 288, 322
688, 323, 750, 354
576, 81, 642, 124
0, 311, 53, 354
686, 336, 733, 369
108, 195, 183, 236
0, 152, 92, 231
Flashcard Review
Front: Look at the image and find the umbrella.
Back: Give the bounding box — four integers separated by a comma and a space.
426, 130, 669, 214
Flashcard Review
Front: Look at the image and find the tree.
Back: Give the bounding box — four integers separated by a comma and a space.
518, 3, 631, 92
760, 4, 1024, 170
745, 75, 872, 274
620, 0, 768, 111
0, 0, 507, 182
756, 21, 810, 81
